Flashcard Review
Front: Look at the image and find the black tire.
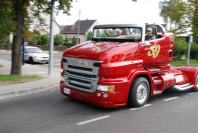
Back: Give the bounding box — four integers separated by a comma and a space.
29, 57, 34, 64
128, 77, 150, 107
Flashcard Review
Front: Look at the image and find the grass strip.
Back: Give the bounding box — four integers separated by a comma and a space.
0, 75, 42, 84
171, 59, 198, 66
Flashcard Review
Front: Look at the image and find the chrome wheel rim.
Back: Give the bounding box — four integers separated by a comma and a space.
136, 83, 148, 104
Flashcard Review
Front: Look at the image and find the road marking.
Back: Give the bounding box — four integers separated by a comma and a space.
188, 92, 195, 95
163, 96, 179, 102
129, 104, 152, 111
76, 115, 110, 126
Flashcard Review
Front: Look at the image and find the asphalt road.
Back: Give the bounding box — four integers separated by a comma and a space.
0, 88, 198, 133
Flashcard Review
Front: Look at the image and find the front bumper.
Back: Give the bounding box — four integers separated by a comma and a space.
34, 58, 49, 63
60, 80, 128, 108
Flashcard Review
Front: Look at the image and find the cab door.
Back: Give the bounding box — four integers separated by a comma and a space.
140, 34, 174, 67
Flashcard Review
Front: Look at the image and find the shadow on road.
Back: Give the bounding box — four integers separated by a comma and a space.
58, 89, 196, 113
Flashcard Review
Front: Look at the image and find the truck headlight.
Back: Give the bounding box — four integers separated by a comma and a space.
97, 85, 115, 92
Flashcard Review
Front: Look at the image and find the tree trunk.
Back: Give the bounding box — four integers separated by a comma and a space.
11, 0, 25, 75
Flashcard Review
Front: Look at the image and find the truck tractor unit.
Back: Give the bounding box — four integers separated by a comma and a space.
60, 24, 198, 108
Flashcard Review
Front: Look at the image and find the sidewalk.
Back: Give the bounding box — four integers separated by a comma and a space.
0, 59, 61, 99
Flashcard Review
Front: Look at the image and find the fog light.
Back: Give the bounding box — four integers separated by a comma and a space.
97, 85, 115, 92
103, 93, 109, 98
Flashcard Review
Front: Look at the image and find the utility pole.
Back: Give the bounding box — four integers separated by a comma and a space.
187, 35, 193, 65
48, 0, 55, 75
77, 9, 81, 44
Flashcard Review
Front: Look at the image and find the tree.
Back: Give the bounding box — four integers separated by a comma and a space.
192, 0, 198, 42
0, 1, 13, 42
39, 35, 49, 45
160, 0, 198, 42
0, 0, 72, 75
160, 0, 187, 34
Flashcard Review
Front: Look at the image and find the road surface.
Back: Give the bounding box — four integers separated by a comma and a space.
0, 88, 198, 133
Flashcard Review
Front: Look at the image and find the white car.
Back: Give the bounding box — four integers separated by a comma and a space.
24, 46, 49, 64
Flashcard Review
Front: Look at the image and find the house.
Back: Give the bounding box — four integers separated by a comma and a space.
61, 19, 98, 43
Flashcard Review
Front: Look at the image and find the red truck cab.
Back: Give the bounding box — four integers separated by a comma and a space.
60, 24, 198, 108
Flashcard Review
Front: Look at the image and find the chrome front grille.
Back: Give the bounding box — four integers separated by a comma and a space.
63, 57, 101, 93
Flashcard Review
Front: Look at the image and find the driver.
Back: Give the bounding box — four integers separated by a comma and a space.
145, 27, 156, 41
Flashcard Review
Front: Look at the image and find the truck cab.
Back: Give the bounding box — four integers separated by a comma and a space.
60, 24, 198, 108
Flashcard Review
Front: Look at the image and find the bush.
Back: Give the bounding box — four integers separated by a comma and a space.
29, 34, 49, 45
29, 35, 40, 45
63, 37, 79, 48
39, 35, 49, 45
174, 37, 188, 59
54, 34, 64, 46
191, 43, 198, 59
86, 32, 93, 41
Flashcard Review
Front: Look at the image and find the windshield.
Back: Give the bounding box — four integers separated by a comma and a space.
27, 47, 42, 53
92, 27, 142, 42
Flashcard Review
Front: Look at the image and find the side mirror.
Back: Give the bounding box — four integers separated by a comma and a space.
141, 41, 150, 47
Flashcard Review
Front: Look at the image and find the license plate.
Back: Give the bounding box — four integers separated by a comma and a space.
64, 88, 71, 95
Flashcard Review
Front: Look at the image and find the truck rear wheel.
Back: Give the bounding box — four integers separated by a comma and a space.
193, 75, 198, 91
128, 77, 150, 107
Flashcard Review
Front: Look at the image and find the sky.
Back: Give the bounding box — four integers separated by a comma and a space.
55, 0, 164, 26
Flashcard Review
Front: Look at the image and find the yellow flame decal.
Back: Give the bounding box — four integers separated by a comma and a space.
147, 44, 160, 58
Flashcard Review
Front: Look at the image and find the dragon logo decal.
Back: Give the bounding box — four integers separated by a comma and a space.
147, 43, 160, 58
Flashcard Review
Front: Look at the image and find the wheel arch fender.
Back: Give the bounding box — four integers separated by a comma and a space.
128, 70, 154, 97
178, 66, 198, 86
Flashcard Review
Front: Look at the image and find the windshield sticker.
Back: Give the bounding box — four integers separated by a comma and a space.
147, 44, 160, 58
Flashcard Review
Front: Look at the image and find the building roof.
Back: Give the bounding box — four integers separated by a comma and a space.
62, 20, 96, 34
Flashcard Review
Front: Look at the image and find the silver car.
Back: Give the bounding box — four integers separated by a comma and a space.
24, 46, 49, 64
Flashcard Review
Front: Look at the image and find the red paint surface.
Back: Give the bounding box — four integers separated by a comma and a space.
60, 30, 198, 108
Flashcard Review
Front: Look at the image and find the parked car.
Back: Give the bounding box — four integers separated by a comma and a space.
23, 46, 49, 64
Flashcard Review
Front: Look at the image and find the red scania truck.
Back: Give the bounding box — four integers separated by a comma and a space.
60, 24, 198, 108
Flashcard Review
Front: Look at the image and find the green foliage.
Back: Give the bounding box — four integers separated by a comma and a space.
174, 37, 188, 59
171, 59, 198, 66
86, 32, 93, 41
63, 37, 69, 46
160, 0, 186, 23
174, 37, 198, 60
160, 0, 198, 41
0, 1, 14, 42
63, 37, 79, 47
29, 35, 40, 45
39, 35, 49, 45
191, 43, 198, 59
0, 0, 72, 75
160, 0, 189, 34
54, 34, 64, 46
192, 0, 198, 43
29, 34, 49, 45
0, 74, 42, 82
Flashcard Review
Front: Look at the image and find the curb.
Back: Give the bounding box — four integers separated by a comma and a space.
0, 82, 59, 100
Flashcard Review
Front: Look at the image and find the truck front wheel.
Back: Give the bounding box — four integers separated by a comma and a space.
29, 57, 34, 64
128, 77, 150, 107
